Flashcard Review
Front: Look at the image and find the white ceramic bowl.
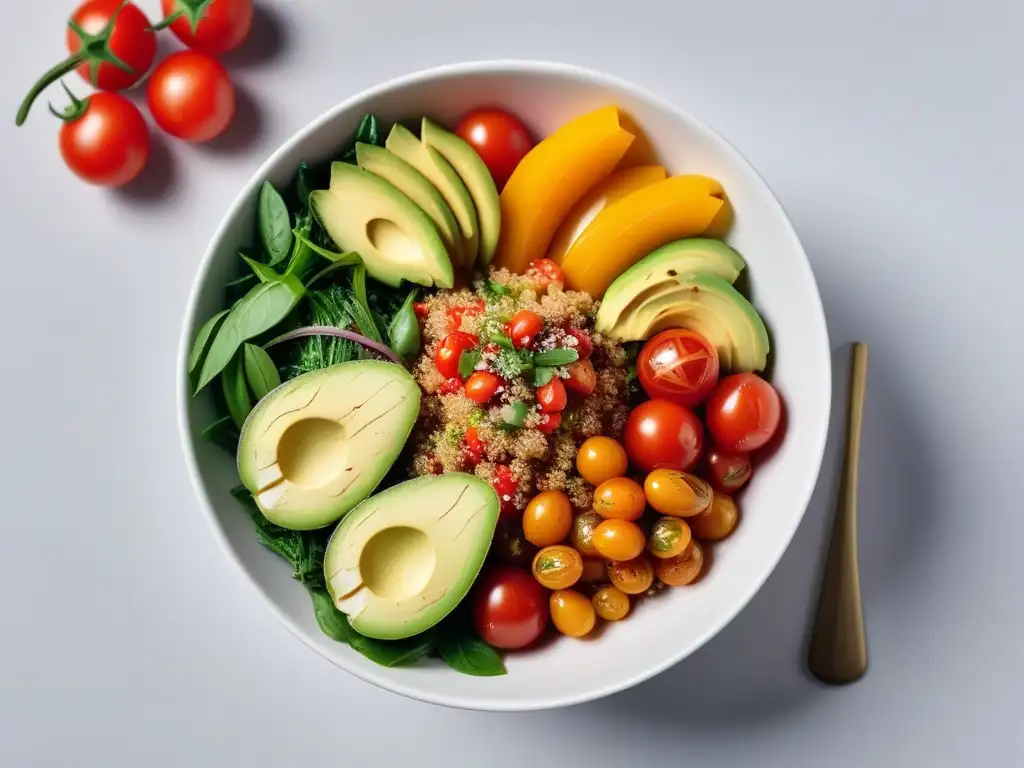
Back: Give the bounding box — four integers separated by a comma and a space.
178, 61, 831, 712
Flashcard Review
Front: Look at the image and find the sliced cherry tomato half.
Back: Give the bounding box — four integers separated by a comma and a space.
638, 329, 720, 408
434, 331, 478, 380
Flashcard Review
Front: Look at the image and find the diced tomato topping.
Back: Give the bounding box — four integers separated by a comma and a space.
413, 302, 429, 319
492, 464, 519, 518
526, 258, 565, 290
439, 377, 463, 395
446, 299, 486, 333
564, 359, 597, 396
537, 411, 562, 434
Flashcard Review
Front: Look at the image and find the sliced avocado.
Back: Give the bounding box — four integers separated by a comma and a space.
421, 118, 501, 267
606, 273, 769, 372
596, 239, 746, 333
324, 473, 499, 640
355, 143, 462, 262
310, 163, 454, 289
386, 123, 480, 270
237, 361, 422, 530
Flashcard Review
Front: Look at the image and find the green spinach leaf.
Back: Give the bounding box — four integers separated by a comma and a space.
388, 289, 421, 364
436, 629, 506, 677
293, 229, 359, 264
258, 182, 293, 265
311, 589, 358, 644
221, 352, 252, 428
200, 416, 239, 453
459, 348, 482, 379
533, 348, 579, 367
188, 309, 230, 374
243, 343, 281, 400
340, 114, 384, 163
242, 254, 281, 284
351, 635, 434, 668
531, 366, 557, 387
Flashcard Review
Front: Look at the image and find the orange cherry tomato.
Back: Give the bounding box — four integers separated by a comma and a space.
549, 589, 597, 637
576, 437, 628, 486
536, 378, 567, 412
592, 477, 646, 521
464, 371, 502, 404
607, 555, 655, 595
571, 511, 603, 557
643, 469, 713, 517
647, 517, 692, 559
593, 519, 646, 561
532, 545, 584, 590
592, 585, 631, 620
522, 491, 573, 547
505, 310, 543, 349
656, 540, 704, 586
638, 329, 720, 407
689, 493, 740, 541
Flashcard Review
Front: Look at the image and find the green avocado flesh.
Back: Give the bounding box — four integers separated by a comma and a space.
324, 473, 500, 641
386, 123, 480, 270
310, 163, 454, 289
237, 361, 422, 531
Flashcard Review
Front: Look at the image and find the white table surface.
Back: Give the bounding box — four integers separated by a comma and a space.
2, 1, 1021, 765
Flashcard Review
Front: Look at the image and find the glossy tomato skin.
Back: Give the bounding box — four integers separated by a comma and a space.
68, 1, 157, 91
506, 310, 543, 349
455, 108, 534, 189
624, 399, 704, 472
473, 566, 548, 650
536, 379, 567, 412
147, 51, 236, 142
464, 371, 502, 404
161, 0, 254, 55
434, 331, 478, 380
638, 329, 720, 408
564, 359, 597, 396
526, 258, 564, 290
705, 449, 753, 493
537, 411, 562, 434
705, 374, 782, 452
59, 93, 149, 187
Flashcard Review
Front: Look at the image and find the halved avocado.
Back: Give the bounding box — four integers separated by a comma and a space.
386, 123, 480, 269
355, 143, 462, 263
421, 118, 501, 267
596, 239, 746, 333
310, 163, 454, 288
325, 473, 500, 641
237, 361, 422, 530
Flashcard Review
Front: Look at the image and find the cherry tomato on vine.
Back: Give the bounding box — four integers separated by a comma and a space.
473, 566, 548, 650
160, 0, 254, 55
434, 331, 478, 379
638, 329, 720, 407
624, 399, 704, 472
465, 371, 502, 404
455, 108, 534, 189
705, 449, 753, 494
147, 51, 236, 142
52, 85, 149, 187
505, 310, 543, 349
705, 374, 782, 452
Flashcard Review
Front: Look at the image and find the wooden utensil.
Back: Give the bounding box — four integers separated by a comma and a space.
808, 342, 869, 685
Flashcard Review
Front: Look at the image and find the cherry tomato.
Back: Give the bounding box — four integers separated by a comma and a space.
491, 464, 519, 519
473, 566, 548, 650
53, 89, 149, 188
706, 449, 753, 493
465, 371, 502, 404
525, 258, 565, 290
445, 299, 485, 333
638, 329, 720, 408
564, 359, 597, 396
643, 469, 713, 518
566, 328, 594, 360
607, 555, 655, 595
593, 519, 646, 562
455, 108, 534, 189
592, 585, 631, 621
147, 51, 236, 142
549, 589, 597, 638
434, 331, 478, 380
160, 0, 254, 55
537, 411, 562, 434
532, 545, 585, 590
493, 520, 537, 569
624, 399, 704, 472
536, 378, 567, 413
576, 436, 628, 486
690, 493, 740, 541
522, 491, 573, 547
580, 557, 607, 583
647, 517, 692, 559
705, 374, 782, 452
439, 377, 463, 395
506, 310, 543, 349
571, 511, 603, 557
460, 426, 485, 468
593, 477, 646, 522
656, 540, 704, 586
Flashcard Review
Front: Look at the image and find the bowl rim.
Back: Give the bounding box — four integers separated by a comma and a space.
177, 58, 831, 712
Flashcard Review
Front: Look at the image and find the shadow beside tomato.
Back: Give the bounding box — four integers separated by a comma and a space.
197, 84, 265, 155
113, 130, 180, 205
221, 3, 293, 70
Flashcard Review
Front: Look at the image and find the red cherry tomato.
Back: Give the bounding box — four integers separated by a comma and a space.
473, 566, 548, 650
705, 449, 753, 493
492, 464, 519, 519
537, 412, 562, 434
465, 371, 502, 404
505, 310, 543, 350
526, 258, 565, 290
446, 299, 485, 333
537, 378, 568, 413
624, 399, 704, 472
54, 89, 149, 188
160, 0, 254, 55
434, 332, 478, 380
147, 51, 236, 142
455, 108, 534, 190
705, 374, 782, 452
566, 327, 593, 360
638, 329, 720, 408
564, 359, 597, 396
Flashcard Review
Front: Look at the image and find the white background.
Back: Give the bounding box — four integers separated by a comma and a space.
1, 1, 1022, 765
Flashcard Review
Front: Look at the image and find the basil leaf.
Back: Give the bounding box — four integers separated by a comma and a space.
311, 589, 358, 644
196, 275, 305, 393
295, 162, 315, 211
243, 343, 281, 400
459, 348, 482, 379
293, 229, 359, 264
350, 635, 434, 668
533, 348, 579, 367
199, 416, 238, 454
242, 255, 281, 284
388, 290, 421, 364
500, 401, 528, 429
188, 309, 230, 374
532, 366, 557, 387
436, 631, 506, 677
226, 273, 257, 302
258, 182, 293, 265
341, 114, 384, 163
221, 352, 252, 428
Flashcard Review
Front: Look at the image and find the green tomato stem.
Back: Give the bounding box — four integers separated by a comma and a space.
15, 53, 86, 126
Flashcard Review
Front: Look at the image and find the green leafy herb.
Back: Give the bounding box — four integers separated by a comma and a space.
436, 630, 506, 677
344, 267, 384, 343
242, 254, 281, 284
500, 401, 529, 429
532, 366, 557, 387
388, 289, 421, 364
306, 255, 362, 288
486, 279, 510, 296
188, 309, 230, 374
350, 635, 434, 668
341, 114, 384, 163
295, 161, 315, 212
200, 416, 239, 453
459, 348, 482, 379
533, 348, 579, 367
221, 352, 252, 428
233, 489, 328, 588
293, 229, 359, 264
489, 332, 515, 351
258, 182, 293, 266
311, 589, 358, 643
243, 343, 281, 400
225, 273, 257, 302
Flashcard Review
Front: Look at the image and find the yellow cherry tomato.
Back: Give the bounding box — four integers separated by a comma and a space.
580, 557, 607, 583
592, 585, 630, 621
593, 519, 646, 561
656, 540, 704, 585
576, 436, 628, 486
643, 469, 713, 517
522, 490, 573, 547
593, 476, 646, 521
532, 545, 584, 590
607, 555, 655, 595
550, 589, 597, 637
647, 516, 692, 559
571, 511, 603, 556
689, 493, 740, 541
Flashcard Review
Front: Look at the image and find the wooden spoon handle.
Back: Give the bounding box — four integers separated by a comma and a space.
808, 342, 869, 685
